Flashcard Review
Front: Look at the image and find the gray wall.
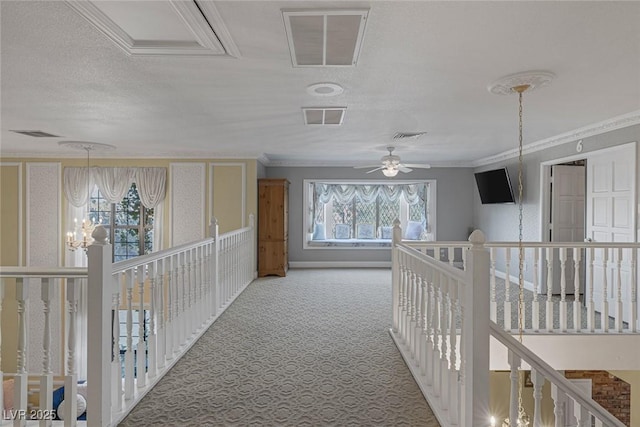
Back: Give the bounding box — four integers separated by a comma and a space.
257, 160, 267, 179
266, 166, 475, 263
473, 124, 640, 242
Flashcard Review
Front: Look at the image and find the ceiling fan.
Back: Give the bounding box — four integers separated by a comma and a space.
354, 146, 431, 177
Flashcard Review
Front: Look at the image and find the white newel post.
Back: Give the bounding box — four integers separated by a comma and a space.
462, 230, 490, 427
87, 225, 113, 426
392, 219, 402, 333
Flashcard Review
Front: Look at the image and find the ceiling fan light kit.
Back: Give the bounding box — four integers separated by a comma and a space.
354, 146, 431, 176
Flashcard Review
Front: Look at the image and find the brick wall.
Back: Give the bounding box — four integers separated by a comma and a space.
565, 370, 630, 426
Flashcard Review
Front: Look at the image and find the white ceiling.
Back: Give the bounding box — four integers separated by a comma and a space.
1, 1, 639, 166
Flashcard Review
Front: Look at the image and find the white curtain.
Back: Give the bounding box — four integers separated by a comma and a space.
314, 183, 427, 205
136, 168, 166, 209
92, 167, 136, 203
63, 167, 94, 207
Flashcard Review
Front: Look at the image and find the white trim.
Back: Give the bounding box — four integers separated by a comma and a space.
473, 110, 640, 167
289, 261, 391, 269
0, 151, 267, 160
65, 0, 236, 57
209, 162, 247, 228
538, 141, 638, 243
264, 159, 469, 168
1, 162, 23, 266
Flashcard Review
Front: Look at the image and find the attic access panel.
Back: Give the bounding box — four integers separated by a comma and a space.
283, 10, 369, 67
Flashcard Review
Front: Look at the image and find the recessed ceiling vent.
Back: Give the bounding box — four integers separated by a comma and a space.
283, 10, 368, 67
393, 132, 428, 141
303, 107, 346, 125
10, 130, 60, 137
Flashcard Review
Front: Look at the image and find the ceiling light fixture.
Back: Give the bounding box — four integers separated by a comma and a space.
489, 71, 554, 427
306, 82, 344, 97
382, 167, 399, 177
59, 141, 116, 251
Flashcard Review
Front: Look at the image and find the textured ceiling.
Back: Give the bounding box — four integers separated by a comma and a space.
1, 1, 639, 166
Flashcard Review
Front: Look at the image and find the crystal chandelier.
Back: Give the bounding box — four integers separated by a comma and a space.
65, 144, 96, 251
60, 141, 115, 251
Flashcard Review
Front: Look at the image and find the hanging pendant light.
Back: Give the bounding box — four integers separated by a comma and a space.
489, 71, 554, 427
59, 141, 115, 251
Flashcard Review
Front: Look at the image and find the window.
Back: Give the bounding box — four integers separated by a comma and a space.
304, 180, 436, 248
89, 183, 154, 262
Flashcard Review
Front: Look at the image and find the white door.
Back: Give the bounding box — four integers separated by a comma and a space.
550, 165, 585, 294
586, 144, 636, 322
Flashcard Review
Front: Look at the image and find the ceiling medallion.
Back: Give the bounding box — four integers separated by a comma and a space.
58, 141, 116, 151
487, 71, 555, 95
306, 82, 344, 97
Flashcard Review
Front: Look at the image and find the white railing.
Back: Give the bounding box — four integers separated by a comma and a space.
490, 322, 624, 427
1, 215, 256, 426
407, 241, 640, 334
390, 225, 490, 426
391, 223, 628, 426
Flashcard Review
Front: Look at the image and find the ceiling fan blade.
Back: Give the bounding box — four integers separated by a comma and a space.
402, 163, 431, 169
354, 165, 381, 169
365, 166, 384, 174
398, 166, 413, 173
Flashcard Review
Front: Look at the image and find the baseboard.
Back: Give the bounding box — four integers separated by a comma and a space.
494, 270, 536, 293
289, 261, 391, 269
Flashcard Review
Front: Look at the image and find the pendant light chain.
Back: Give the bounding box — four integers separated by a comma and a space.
516, 85, 528, 426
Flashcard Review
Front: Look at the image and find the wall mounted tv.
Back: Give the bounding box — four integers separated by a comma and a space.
474, 167, 515, 204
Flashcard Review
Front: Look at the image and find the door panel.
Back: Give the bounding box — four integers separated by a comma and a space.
586, 144, 636, 323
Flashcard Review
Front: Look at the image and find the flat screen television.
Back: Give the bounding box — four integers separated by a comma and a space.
474, 168, 515, 204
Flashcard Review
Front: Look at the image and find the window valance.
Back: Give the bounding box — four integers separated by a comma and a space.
63, 167, 166, 209
314, 183, 427, 206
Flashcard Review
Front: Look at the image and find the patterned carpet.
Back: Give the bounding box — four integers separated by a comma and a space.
119, 269, 439, 426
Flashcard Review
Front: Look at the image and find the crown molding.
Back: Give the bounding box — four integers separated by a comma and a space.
471, 110, 640, 167
0, 150, 267, 160
262, 159, 472, 168
65, 0, 238, 57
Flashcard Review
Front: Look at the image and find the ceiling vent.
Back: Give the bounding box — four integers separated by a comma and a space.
393, 132, 428, 141
303, 108, 346, 125
10, 130, 60, 137
283, 10, 368, 67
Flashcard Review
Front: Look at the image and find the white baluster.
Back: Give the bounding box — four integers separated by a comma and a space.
588, 247, 595, 332
413, 272, 423, 366
419, 271, 428, 377
615, 247, 623, 332
507, 350, 521, 427
551, 383, 566, 427
448, 279, 459, 425
490, 247, 497, 323
65, 278, 79, 426
573, 397, 589, 427
40, 278, 54, 427
448, 247, 454, 267
156, 258, 166, 369
180, 252, 187, 345
165, 256, 174, 360
532, 247, 540, 332
531, 368, 544, 427
602, 248, 609, 333
462, 246, 468, 270
136, 265, 146, 388
546, 247, 554, 332
124, 269, 135, 400
15, 277, 29, 425
560, 247, 568, 332
111, 278, 123, 412
425, 268, 434, 387
573, 247, 582, 332
0, 279, 3, 418
505, 247, 512, 331
432, 279, 441, 398
439, 274, 449, 410
147, 261, 157, 379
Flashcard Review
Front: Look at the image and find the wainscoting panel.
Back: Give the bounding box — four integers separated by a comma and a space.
170, 162, 206, 246
26, 162, 62, 373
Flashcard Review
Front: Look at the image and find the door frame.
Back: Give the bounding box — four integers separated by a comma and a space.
539, 142, 637, 244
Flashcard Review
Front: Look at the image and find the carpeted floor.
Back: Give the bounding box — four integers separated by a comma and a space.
119, 268, 439, 426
